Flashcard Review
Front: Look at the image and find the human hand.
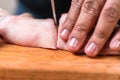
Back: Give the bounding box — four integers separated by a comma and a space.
60, 0, 120, 57
58, 14, 120, 57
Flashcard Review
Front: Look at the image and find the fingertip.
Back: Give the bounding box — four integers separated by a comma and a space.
60, 29, 70, 41
109, 27, 120, 50
66, 37, 81, 52
84, 42, 98, 57
59, 13, 69, 41
67, 46, 80, 53
110, 39, 120, 50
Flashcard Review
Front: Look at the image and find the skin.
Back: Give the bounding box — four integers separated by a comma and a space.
58, 14, 120, 57
0, 9, 57, 49
60, 0, 120, 57
0, 8, 119, 57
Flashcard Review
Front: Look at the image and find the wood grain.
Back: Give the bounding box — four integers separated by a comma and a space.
0, 42, 120, 80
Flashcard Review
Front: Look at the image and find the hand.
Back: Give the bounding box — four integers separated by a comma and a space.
58, 14, 120, 57
60, 0, 120, 57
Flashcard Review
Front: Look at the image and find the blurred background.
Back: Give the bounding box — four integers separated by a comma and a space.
0, 0, 17, 14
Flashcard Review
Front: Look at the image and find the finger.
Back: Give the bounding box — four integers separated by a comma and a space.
57, 14, 68, 50
85, 0, 120, 57
58, 14, 120, 55
60, 0, 84, 41
59, 14, 67, 26
66, 0, 106, 52
100, 42, 120, 56
100, 27, 120, 55
110, 26, 120, 50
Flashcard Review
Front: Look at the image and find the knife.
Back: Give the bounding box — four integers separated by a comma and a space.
51, 0, 57, 25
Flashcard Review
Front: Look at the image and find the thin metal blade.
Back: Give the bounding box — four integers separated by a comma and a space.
51, 0, 57, 25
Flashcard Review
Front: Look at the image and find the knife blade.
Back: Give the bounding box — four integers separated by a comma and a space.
51, 0, 57, 25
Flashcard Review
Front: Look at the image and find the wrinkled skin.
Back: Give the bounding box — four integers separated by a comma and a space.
57, 14, 120, 56
60, 0, 120, 57
0, 9, 119, 56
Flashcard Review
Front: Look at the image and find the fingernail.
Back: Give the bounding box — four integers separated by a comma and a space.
60, 29, 69, 38
112, 40, 120, 49
87, 42, 96, 56
69, 38, 78, 48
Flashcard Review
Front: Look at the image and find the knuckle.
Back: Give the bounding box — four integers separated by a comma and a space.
64, 17, 76, 30
71, 0, 83, 8
74, 24, 88, 35
83, 0, 99, 16
94, 31, 107, 39
102, 7, 119, 22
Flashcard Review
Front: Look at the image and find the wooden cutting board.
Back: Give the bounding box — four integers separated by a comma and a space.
0, 42, 120, 80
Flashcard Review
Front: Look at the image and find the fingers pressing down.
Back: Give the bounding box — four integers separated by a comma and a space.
85, 0, 120, 57
62, 0, 106, 52
58, 13, 120, 56
60, 0, 85, 41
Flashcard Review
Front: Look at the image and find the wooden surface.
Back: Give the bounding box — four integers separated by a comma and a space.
0, 43, 120, 80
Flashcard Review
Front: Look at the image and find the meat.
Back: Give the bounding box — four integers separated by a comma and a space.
0, 9, 57, 49
0, 8, 119, 55
0, 8, 10, 18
